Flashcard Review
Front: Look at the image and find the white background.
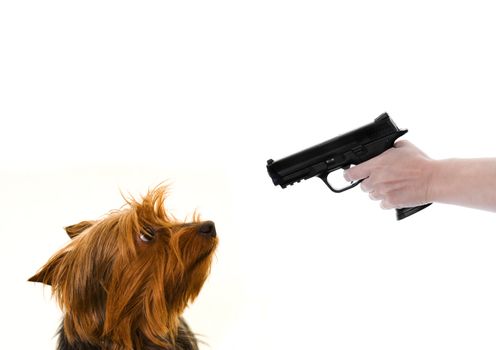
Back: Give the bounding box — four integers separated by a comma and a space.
1, 1, 496, 349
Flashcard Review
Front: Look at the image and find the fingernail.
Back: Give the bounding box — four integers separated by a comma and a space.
343, 170, 351, 182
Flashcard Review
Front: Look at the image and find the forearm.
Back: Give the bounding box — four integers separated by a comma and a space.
429, 158, 496, 212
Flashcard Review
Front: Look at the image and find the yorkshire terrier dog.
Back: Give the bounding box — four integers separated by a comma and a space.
29, 186, 218, 350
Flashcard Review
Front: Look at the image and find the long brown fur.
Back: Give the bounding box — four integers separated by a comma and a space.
29, 186, 218, 350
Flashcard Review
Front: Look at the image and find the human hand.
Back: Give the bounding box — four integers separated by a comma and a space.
343, 140, 434, 209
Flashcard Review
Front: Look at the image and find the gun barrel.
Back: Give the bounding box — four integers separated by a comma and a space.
266, 113, 406, 188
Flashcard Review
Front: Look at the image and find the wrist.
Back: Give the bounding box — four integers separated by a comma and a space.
426, 158, 460, 204
425, 159, 446, 203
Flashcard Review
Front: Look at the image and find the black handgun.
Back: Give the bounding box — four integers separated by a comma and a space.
266, 113, 432, 220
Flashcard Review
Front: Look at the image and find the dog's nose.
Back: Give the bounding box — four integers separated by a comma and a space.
198, 221, 216, 238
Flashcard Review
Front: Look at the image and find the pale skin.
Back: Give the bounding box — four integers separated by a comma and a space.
343, 140, 496, 212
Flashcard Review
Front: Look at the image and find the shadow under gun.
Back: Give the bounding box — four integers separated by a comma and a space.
266, 113, 432, 220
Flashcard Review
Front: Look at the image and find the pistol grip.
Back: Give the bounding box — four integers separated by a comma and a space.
396, 203, 432, 220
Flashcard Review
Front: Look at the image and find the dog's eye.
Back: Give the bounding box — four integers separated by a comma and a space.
139, 225, 155, 243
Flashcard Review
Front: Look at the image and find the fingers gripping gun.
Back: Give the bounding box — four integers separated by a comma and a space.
266, 113, 432, 220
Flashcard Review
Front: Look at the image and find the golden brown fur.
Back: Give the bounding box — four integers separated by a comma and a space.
29, 186, 218, 350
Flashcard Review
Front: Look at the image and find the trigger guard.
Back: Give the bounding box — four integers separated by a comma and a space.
319, 171, 363, 193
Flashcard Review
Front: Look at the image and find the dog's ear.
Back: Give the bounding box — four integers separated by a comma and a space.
29, 222, 92, 284
28, 252, 67, 285
65, 220, 94, 239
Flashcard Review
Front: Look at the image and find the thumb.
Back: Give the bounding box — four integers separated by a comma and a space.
343, 162, 372, 182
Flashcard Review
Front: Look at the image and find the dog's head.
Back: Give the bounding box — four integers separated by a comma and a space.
29, 186, 218, 348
